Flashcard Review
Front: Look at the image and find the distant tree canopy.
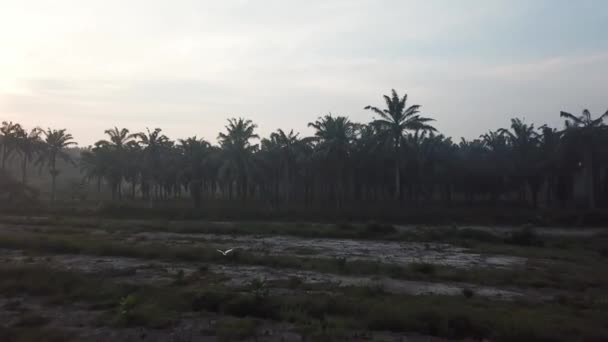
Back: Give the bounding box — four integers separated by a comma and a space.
2, 90, 607, 210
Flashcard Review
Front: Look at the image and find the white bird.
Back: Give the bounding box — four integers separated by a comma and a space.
217, 248, 235, 256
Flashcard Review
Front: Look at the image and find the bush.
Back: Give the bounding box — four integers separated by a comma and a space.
117, 294, 138, 324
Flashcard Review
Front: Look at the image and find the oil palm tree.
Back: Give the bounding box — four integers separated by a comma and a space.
97, 127, 138, 199
560, 109, 608, 209
365, 89, 436, 200
80, 145, 109, 194
218, 118, 259, 201
14, 127, 42, 184
135, 128, 170, 200
308, 114, 356, 206
37, 128, 77, 201
262, 129, 302, 204
1, 121, 22, 171
499, 118, 540, 205
178, 136, 211, 207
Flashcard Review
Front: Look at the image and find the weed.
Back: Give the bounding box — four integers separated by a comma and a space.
173, 269, 186, 285
335, 257, 347, 270
118, 294, 138, 324
249, 278, 269, 300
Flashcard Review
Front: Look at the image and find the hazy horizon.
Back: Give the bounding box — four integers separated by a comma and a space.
1, 0, 607, 146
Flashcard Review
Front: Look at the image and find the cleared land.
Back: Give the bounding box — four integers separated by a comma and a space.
0, 216, 606, 341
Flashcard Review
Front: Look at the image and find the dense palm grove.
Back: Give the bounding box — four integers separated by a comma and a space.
1, 90, 607, 209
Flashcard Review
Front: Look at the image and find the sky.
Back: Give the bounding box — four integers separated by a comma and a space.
1, 0, 607, 146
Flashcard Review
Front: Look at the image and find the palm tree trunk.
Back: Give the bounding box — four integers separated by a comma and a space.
584, 150, 595, 209
1, 146, 6, 171
51, 174, 57, 202
50, 157, 57, 202
21, 157, 28, 185
394, 140, 402, 202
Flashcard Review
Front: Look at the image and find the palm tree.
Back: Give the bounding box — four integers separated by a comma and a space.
499, 118, 540, 205
537, 125, 562, 206
560, 109, 608, 209
134, 128, 170, 200
0, 121, 21, 171
37, 129, 77, 201
178, 136, 211, 207
80, 145, 109, 194
365, 89, 436, 200
218, 118, 259, 201
262, 129, 302, 204
97, 127, 138, 199
308, 114, 356, 206
14, 127, 42, 184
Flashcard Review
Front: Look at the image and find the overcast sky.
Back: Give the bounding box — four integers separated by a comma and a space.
1, 0, 607, 146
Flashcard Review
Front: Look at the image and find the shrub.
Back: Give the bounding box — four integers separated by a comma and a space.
118, 294, 138, 324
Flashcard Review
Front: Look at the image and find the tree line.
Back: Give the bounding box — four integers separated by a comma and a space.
1, 89, 607, 210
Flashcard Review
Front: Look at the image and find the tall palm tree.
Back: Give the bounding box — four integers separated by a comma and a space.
97, 127, 138, 199
37, 129, 77, 201
178, 136, 211, 207
0, 121, 22, 171
499, 118, 540, 205
80, 145, 109, 194
218, 118, 259, 201
365, 89, 436, 200
560, 109, 608, 209
14, 127, 42, 184
135, 128, 170, 200
308, 114, 356, 206
262, 129, 302, 204
537, 125, 562, 206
